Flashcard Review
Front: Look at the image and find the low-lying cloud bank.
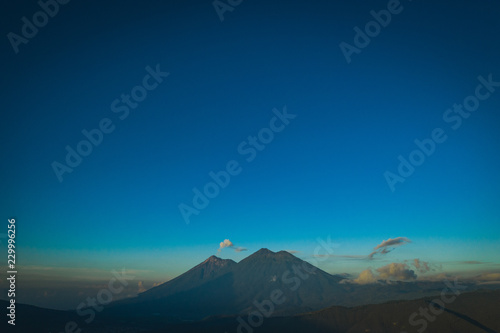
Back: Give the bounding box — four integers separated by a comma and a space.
346, 262, 417, 284
344, 265, 500, 285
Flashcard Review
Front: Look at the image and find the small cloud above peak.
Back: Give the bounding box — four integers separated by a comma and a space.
219, 239, 233, 250
217, 239, 247, 254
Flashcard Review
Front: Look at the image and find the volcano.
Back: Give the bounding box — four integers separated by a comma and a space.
108, 248, 347, 320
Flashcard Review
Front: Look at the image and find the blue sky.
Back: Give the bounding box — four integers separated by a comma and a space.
1, 0, 500, 307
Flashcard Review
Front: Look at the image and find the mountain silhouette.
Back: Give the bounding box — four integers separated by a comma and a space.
139, 255, 237, 300
4, 249, 500, 332
108, 248, 347, 319
105, 248, 497, 324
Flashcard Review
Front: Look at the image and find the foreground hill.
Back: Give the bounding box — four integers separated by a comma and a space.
155, 289, 500, 333
0, 300, 82, 332
7, 290, 498, 332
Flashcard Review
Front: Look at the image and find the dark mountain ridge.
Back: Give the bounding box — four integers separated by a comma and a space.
160, 289, 500, 333
108, 248, 347, 319
8, 290, 498, 333
106, 248, 483, 322
138, 255, 237, 300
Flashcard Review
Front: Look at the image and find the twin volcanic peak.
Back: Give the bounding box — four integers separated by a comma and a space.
110, 248, 348, 320
107, 248, 469, 321
138, 248, 306, 300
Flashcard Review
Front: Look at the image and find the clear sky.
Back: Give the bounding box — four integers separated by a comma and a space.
1, 0, 500, 308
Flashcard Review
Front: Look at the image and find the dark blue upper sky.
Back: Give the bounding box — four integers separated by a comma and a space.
1, 0, 500, 283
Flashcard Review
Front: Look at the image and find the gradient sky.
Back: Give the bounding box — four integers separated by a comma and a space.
1, 0, 500, 308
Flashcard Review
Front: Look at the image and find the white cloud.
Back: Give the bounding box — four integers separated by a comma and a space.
217, 239, 247, 254
220, 239, 233, 249
376, 263, 417, 281
352, 269, 378, 284
349, 262, 417, 284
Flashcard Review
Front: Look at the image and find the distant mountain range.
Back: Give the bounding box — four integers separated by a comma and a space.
105, 248, 494, 321
4, 248, 499, 332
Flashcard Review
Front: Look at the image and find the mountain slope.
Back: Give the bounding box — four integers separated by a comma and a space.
107, 255, 238, 319
139, 255, 236, 300
229, 248, 347, 315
